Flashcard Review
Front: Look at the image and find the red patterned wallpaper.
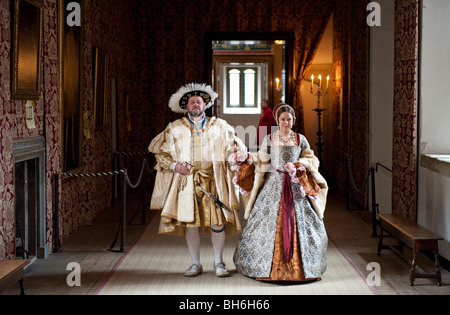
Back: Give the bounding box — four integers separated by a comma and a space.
1, 0, 398, 259
0, 0, 56, 259
0, 0, 144, 259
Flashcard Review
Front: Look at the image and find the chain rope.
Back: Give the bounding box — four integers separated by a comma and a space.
125, 159, 147, 189
114, 149, 150, 156
345, 154, 372, 193
59, 148, 155, 190
60, 169, 126, 178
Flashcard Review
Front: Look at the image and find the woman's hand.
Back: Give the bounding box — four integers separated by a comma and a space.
284, 162, 306, 181
284, 162, 297, 176
231, 150, 248, 165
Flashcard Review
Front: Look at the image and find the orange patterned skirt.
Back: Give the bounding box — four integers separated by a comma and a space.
257, 204, 319, 281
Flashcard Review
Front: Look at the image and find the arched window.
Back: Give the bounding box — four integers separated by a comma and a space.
244, 69, 256, 106
229, 69, 240, 106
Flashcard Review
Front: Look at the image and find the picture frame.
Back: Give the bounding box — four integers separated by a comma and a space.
93, 47, 108, 129
11, 0, 44, 100
59, 0, 84, 173
125, 92, 131, 132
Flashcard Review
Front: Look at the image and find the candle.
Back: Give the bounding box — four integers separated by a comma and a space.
275, 77, 280, 90
326, 75, 330, 89
338, 88, 343, 130
311, 75, 314, 89
318, 75, 322, 89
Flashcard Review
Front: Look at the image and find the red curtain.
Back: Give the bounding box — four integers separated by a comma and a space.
329, 0, 370, 208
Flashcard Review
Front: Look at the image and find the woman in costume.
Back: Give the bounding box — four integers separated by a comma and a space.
233, 104, 328, 281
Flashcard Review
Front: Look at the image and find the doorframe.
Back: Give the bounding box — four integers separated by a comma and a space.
204, 32, 295, 113
213, 55, 272, 116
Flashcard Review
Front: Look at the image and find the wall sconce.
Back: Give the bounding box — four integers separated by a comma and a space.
25, 100, 36, 130
275, 77, 282, 92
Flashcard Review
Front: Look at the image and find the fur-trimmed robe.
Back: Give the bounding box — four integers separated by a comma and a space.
148, 117, 247, 235
243, 148, 328, 220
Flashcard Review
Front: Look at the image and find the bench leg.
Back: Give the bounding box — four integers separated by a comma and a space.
19, 279, 26, 295
409, 243, 419, 286
433, 244, 442, 286
377, 228, 384, 256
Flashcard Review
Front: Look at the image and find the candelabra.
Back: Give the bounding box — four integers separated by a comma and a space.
275, 77, 282, 91
310, 74, 329, 163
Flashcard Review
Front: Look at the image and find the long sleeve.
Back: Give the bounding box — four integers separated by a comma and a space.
149, 124, 178, 169
298, 149, 328, 219
222, 123, 247, 165
251, 134, 271, 173
155, 152, 174, 170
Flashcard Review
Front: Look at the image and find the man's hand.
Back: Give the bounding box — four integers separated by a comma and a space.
174, 163, 192, 175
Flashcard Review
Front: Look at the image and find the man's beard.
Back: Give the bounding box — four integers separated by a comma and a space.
188, 108, 204, 117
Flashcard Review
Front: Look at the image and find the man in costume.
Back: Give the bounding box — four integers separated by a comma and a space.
148, 83, 247, 277
255, 99, 277, 149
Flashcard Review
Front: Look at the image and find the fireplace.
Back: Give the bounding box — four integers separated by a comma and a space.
13, 136, 48, 260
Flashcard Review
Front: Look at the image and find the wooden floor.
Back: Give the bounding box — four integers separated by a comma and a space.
3, 190, 449, 295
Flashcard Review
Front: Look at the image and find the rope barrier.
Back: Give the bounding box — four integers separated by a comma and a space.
54, 152, 156, 254
60, 169, 126, 178
345, 156, 393, 238
345, 154, 372, 193
126, 159, 147, 189
114, 149, 150, 156
344, 154, 373, 213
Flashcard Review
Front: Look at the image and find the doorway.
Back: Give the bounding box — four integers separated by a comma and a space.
14, 159, 38, 260
205, 32, 294, 150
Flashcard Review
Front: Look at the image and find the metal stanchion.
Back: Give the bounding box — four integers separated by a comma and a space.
53, 173, 63, 253
54, 152, 154, 254
121, 172, 127, 253
370, 166, 377, 237
141, 172, 146, 225
115, 150, 152, 225
371, 163, 392, 238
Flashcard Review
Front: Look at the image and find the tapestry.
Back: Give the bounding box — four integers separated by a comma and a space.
392, 0, 419, 219
330, 0, 369, 208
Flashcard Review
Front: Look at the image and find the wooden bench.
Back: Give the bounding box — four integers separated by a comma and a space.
377, 214, 443, 286
0, 259, 29, 295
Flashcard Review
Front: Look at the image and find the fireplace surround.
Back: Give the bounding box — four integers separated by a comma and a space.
12, 135, 48, 260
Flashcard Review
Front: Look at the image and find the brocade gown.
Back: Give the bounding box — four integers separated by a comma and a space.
233, 134, 328, 280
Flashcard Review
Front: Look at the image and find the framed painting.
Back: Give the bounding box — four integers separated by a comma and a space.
11, 0, 43, 100
59, 0, 84, 172
93, 47, 108, 129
